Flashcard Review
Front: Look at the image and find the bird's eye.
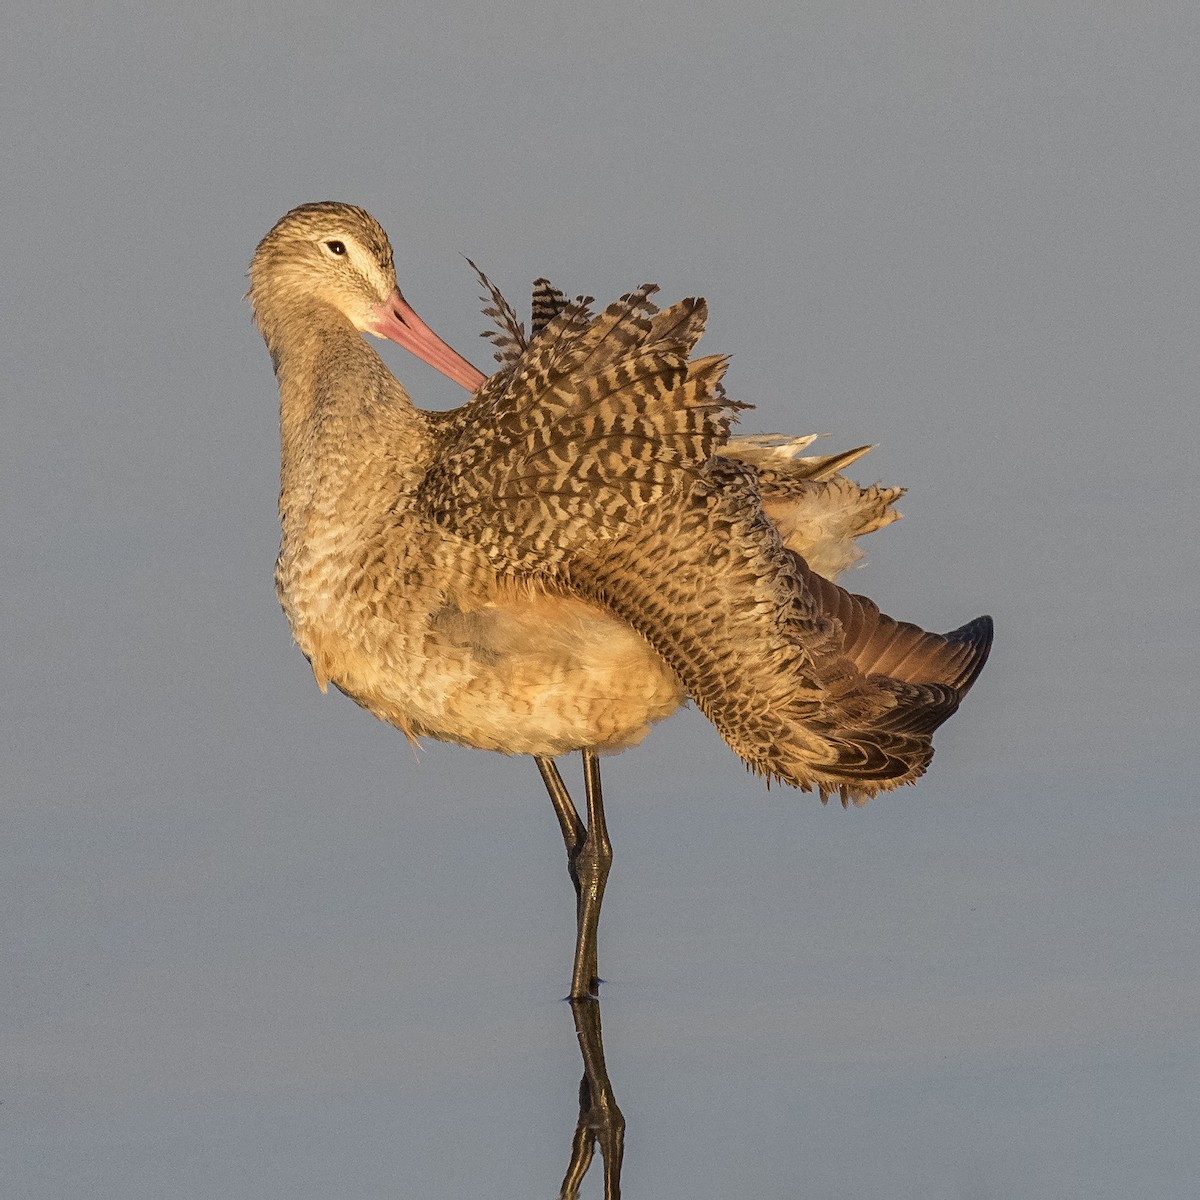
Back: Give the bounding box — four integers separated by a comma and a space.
324, 240, 347, 256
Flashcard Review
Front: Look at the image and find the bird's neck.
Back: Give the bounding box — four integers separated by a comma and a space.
265, 299, 429, 546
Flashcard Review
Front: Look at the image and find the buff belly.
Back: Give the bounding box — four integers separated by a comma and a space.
291, 586, 685, 757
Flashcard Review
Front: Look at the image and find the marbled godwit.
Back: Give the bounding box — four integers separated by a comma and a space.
249, 202, 992, 999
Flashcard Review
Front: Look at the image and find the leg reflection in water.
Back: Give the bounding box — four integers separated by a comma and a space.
537, 752, 624, 1195
560, 996, 625, 1199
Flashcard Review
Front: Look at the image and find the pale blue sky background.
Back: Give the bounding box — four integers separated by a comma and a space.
4, 2, 1197, 1197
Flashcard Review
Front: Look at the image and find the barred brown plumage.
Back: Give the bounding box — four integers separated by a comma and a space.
249, 201, 993, 997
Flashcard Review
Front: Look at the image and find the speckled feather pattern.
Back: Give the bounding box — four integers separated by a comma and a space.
250, 204, 992, 804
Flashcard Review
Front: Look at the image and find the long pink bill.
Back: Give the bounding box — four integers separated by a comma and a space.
368, 288, 487, 393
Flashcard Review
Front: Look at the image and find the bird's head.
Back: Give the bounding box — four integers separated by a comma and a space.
249, 202, 484, 391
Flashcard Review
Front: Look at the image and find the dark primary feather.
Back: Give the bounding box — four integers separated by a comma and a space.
473, 267, 593, 361
531, 278, 572, 338
468, 259, 527, 371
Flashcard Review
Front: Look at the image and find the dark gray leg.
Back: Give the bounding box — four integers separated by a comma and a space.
534, 751, 613, 1000
572, 750, 612, 998
537, 755, 586, 891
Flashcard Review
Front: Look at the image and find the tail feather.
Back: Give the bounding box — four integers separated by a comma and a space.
723, 438, 904, 580
939, 615, 994, 694
793, 555, 993, 696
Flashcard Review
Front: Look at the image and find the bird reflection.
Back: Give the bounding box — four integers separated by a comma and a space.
559, 997, 625, 1199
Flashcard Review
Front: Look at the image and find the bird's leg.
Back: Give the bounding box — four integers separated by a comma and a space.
534, 752, 613, 999
536, 756, 586, 906
560, 996, 625, 1200
572, 749, 612, 999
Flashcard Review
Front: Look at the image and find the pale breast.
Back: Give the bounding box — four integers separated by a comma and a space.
279, 518, 685, 757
